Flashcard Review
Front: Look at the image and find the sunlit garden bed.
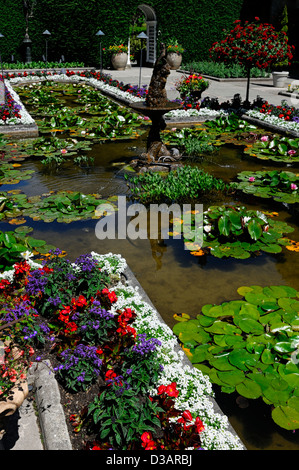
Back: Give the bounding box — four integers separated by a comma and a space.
0, 251, 244, 450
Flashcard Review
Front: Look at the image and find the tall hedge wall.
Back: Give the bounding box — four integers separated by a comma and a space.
0, 0, 284, 67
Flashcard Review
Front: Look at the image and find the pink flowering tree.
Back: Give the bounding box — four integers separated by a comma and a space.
209, 17, 294, 104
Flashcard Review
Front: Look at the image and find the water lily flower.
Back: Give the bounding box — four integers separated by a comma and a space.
61, 149, 67, 154
248, 176, 255, 182
288, 150, 297, 156
204, 224, 212, 233
291, 183, 298, 190
260, 135, 269, 141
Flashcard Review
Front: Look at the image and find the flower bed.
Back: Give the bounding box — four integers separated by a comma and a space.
0, 250, 244, 450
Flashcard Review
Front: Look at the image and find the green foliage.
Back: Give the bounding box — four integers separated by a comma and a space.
244, 135, 299, 163
236, 170, 299, 203
0, 0, 243, 65
0, 164, 35, 186
0, 190, 118, 224
162, 127, 218, 158
182, 61, 271, 78
204, 113, 257, 133
16, 82, 146, 141
2, 61, 84, 70
173, 284, 299, 430
183, 205, 294, 258
0, 227, 55, 271
125, 166, 233, 204
87, 384, 162, 449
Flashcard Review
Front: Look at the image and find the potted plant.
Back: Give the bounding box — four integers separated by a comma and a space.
271, 61, 289, 87
166, 39, 184, 70
209, 17, 294, 103
175, 73, 209, 100
108, 43, 128, 70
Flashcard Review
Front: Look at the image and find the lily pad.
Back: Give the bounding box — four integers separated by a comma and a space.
173, 284, 299, 430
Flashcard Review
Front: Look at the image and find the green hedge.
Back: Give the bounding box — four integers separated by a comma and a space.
0, 0, 245, 67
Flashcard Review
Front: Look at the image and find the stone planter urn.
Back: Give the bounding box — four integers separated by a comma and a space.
0, 379, 29, 440
166, 52, 182, 70
111, 52, 128, 71
272, 71, 289, 88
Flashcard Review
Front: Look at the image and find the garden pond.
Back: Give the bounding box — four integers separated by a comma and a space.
1, 80, 299, 450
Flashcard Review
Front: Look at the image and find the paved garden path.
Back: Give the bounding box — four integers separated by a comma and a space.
105, 65, 299, 108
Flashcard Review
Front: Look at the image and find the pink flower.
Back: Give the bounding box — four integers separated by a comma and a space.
248, 177, 255, 182
290, 183, 298, 191
260, 135, 269, 142
61, 149, 67, 154
288, 150, 297, 156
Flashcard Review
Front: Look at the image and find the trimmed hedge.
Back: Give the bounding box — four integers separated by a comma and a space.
0, 0, 263, 67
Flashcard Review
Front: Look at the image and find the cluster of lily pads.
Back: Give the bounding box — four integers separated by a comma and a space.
181, 205, 295, 259
15, 82, 147, 142
236, 170, 299, 204
244, 134, 299, 163
0, 190, 118, 225
0, 226, 55, 270
173, 284, 299, 430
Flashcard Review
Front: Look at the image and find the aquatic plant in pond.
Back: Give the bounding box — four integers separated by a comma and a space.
0, 164, 35, 185
204, 113, 257, 133
0, 226, 55, 271
20, 136, 92, 158
182, 205, 295, 258
173, 284, 299, 430
15, 82, 148, 141
244, 134, 299, 163
236, 170, 299, 203
0, 190, 118, 224
126, 166, 234, 204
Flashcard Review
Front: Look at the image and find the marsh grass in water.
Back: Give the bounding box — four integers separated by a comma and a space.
126, 166, 234, 204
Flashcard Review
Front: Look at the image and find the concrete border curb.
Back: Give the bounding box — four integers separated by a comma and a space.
28, 361, 72, 450
0, 123, 39, 139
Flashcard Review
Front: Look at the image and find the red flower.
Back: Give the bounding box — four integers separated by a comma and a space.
105, 369, 117, 382
157, 382, 179, 398
194, 417, 205, 434
182, 410, 193, 421
165, 382, 179, 397
0, 279, 10, 289
141, 431, 156, 450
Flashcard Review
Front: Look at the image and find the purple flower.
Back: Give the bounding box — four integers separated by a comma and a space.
75, 253, 98, 272
26, 269, 49, 295
132, 333, 161, 356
